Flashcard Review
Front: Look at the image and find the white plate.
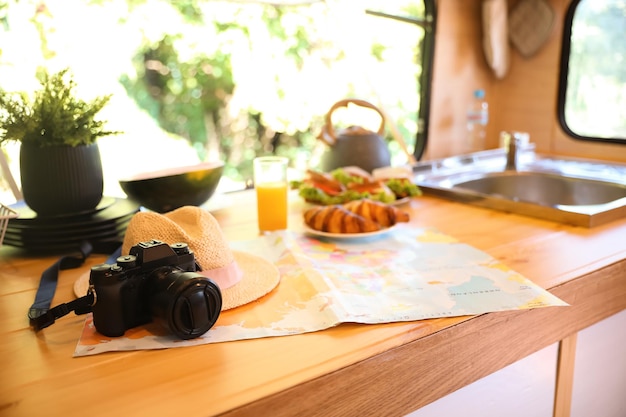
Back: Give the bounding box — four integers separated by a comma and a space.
302, 223, 398, 240
391, 197, 411, 206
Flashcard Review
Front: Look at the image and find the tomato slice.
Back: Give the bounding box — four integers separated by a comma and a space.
309, 180, 343, 196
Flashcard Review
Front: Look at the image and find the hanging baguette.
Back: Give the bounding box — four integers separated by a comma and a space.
342, 199, 410, 227
304, 205, 382, 234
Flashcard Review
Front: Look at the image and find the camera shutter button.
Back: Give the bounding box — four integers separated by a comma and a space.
171, 242, 190, 255
116, 255, 137, 268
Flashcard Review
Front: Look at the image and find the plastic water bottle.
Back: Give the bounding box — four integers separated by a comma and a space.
466, 89, 489, 153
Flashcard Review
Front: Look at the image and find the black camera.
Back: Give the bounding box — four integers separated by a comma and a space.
89, 239, 222, 340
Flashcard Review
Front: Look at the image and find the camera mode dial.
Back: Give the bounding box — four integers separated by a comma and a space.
90, 263, 112, 280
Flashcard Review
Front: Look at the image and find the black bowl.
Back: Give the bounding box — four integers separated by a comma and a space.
119, 162, 224, 213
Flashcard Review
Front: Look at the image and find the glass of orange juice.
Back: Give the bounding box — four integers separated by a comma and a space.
253, 156, 289, 232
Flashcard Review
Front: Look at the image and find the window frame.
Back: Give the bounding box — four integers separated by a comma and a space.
557, 0, 626, 145
415, 0, 436, 160
364, 1, 437, 161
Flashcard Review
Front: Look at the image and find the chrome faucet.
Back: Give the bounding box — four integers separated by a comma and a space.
502, 131, 528, 171
505, 134, 518, 170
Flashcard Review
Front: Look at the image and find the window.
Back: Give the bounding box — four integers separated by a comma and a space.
0, 0, 435, 201
558, 0, 626, 144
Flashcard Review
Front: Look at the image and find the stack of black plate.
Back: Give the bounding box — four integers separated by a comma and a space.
4, 197, 140, 254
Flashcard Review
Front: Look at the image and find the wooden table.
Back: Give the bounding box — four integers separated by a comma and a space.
2, 190, 625, 417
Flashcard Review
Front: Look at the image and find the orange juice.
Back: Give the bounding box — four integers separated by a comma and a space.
256, 182, 288, 231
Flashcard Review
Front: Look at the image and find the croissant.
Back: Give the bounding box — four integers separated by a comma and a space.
342, 199, 409, 227
304, 205, 382, 234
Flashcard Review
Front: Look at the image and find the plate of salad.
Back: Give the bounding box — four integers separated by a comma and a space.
290, 166, 422, 206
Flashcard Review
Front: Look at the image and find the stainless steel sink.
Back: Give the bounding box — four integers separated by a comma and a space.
412, 147, 626, 227
455, 171, 626, 206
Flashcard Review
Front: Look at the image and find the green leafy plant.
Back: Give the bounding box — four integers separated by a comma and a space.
0, 68, 120, 147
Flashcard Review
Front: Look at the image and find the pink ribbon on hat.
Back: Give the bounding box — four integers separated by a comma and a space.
199, 260, 243, 290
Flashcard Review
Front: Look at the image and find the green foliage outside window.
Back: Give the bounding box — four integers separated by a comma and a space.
0, 0, 425, 193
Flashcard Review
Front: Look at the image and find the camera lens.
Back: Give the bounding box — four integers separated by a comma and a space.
150, 269, 222, 340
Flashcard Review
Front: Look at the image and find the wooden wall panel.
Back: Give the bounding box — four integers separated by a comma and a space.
427, 0, 493, 157
426, 0, 626, 163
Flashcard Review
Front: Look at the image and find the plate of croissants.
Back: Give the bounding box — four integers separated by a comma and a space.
302, 198, 410, 239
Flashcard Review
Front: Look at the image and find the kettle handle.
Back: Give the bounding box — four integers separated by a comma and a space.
323, 98, 386, 143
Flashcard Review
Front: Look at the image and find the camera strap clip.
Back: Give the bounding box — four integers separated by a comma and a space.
29, 291, 95, 331
28, 241, 121, 331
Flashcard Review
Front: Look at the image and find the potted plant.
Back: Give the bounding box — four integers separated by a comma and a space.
0, 68, 120, 216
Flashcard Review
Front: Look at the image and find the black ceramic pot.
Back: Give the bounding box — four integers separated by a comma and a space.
19, 142, 104, 217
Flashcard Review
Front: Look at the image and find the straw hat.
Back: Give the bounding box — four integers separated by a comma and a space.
74, 206, 280, 310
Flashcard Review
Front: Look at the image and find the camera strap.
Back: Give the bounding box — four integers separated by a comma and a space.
28, 241, 122, 331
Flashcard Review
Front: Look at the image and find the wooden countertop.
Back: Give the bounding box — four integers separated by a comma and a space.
2, 190, 626, 417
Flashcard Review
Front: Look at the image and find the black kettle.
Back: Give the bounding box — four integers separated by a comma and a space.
318, 98, 391, 173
